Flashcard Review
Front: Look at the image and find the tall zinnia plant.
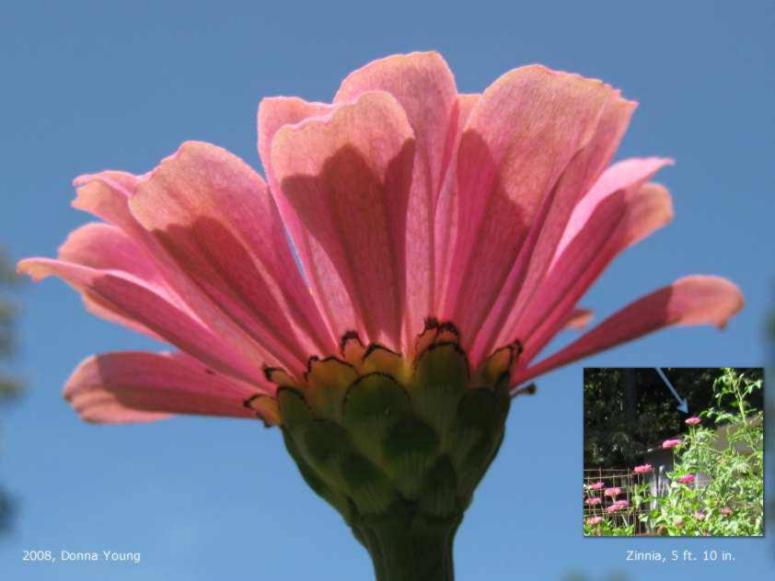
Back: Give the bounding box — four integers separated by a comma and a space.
20, 52, 742, 580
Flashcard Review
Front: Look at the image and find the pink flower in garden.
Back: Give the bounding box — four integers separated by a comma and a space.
677, 474, 696, 485
633, 464, 653, 475
694, 511, 705, 521
585, 497, 602, 506
720, 507, 733, 516
685, 416, 701, 426
662, 438, 682, 449
586, 516, 603, 526
17, 51, 744, 577
674, 517, 684, 527
604, 487, 622, 497
587, 481, 605, 491
606, 500, 629, 513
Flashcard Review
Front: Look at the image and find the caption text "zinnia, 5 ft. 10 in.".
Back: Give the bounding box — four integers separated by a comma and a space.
626, 549, 735, 563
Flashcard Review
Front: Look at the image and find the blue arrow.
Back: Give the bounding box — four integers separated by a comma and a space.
655, 367, 689, 414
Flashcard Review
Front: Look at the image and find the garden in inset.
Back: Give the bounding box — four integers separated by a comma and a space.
583, 367, 763, 537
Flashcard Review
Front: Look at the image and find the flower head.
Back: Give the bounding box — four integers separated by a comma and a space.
720, 507, 733, 516
17, 51, 743, 574
685, 416, 701, 426
633, 464, 653, 475
604, 487, 622, 497
587, 481, 605, 491
586, 516, 603, 526
677, 474, 696, 485
674, 517, 684, 527
19, 51, 743, 429
662, 438, 682, 449
585, 497, 602, 506
606, 500, 629, 513
694, 511, 705, 521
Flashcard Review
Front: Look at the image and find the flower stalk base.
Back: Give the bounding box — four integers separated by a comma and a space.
273, 321, 517, 581
353, 507, 459, 581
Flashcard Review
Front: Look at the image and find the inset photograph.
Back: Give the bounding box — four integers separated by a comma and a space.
583, 367, 763, 537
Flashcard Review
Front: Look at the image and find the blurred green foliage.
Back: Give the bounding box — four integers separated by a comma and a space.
0, 248, 23, 534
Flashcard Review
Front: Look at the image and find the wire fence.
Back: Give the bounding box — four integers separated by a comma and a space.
583, 468, 651, 534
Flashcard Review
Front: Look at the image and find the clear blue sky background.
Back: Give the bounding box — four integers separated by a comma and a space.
1, 1, 773, 579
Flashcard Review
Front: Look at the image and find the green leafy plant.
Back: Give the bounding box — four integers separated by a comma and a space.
585, 369, 763, 537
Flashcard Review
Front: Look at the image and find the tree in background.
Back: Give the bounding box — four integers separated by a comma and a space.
767, 300, 774, 556
584, 367, 764, 468
0, 248, 23, 533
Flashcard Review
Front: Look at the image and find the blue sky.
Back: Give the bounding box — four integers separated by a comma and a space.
1, 1, 773, 579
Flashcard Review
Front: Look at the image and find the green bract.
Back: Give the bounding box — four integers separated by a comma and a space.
272, 322, 516, 581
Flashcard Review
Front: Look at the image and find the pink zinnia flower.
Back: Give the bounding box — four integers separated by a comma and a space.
677, 474, 696, 485
685, 416, 701, 426
662, 438, 682, 449
633, 464, 653, 475
720, 507, 733, 516
585, 497, 602, 506
586, 516, 603, 526
604, 487, 622, 497
606, 500, 629, 513
587, 481, 605, 491
17, 52, 742, 577
694, 511, 705, 521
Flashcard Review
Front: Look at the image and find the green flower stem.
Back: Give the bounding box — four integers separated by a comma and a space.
353, 509, 460, 581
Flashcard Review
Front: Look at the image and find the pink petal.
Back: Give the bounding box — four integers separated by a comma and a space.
334, 52, 458, 347
516, 181, 674, 364
513, 275, 744, 385
257, 96, 334, 188
498, 158, 672, 357
563, 308, 594, 330
129, 141, 335, 371
257, 97, 356, 342
553, 158, 673, 260
333, 53, 456, 208
270, 91, 415, 349
52, 222, 186, 339
58, 222, 163, 283
469, 88, 636, 363
18, 258, 269, 389
73, 169, 302, 377
433, 93, 480, 312
443, 65, 633, 356
65, 351, 276, 424
72, 171, 142, 234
